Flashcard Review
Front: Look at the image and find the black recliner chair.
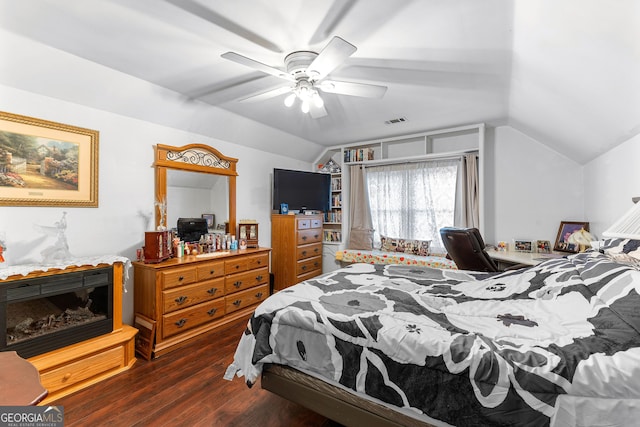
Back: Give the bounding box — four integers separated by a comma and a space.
439, 227, 500, 272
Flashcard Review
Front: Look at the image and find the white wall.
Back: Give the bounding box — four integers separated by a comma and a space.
583, 133, 640, 237
0, 84, 312, 323
486, 125, 584, 246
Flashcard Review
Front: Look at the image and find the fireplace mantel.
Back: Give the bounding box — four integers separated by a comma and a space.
0, 261, 137, 404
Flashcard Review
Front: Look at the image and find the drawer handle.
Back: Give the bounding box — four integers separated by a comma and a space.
232, 299, 242, 306
314, 234, 319, 239
63, 373, 72, 381
314, 262, 319, 267
301, 265, 307, 271
257, 260, 262, 265
209, 269, 215, 275
255, 292, 263, 299
207, 308, 217, 316
175, 318, 187, 328
256, 275, 263, 281
235, 265, 240, 269
301, 250, 307, 255
314, 248, 319, 253
302, 236, 307, 241
175, 296, 187, 305
234, 281, 242, 288
207, 288, 217, 295
178, 276, 184, 281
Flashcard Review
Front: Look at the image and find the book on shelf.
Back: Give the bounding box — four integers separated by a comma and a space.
331, 177, 342, 191
323, 230, 342, 242
324, 209, 342, 223
344, 147, 374, 163
331, 193, 342, 208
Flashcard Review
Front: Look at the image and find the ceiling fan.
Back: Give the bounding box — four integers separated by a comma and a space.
221, 36, 387, 118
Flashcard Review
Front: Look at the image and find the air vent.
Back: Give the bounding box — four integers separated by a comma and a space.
384, 117, 407, 125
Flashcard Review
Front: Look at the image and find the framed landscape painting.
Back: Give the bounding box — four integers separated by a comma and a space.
0, 111, 99, 207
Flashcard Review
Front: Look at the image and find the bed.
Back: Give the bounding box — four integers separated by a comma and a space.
225, 238, 640, 426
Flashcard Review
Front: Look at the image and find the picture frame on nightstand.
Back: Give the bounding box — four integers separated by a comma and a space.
513, 239, 534, 252
536, 240, 551, 253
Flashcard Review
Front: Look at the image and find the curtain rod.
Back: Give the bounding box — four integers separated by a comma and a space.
353, 149, 478, 168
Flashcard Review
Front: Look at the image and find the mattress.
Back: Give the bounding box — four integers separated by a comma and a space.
227, 248, 640, 426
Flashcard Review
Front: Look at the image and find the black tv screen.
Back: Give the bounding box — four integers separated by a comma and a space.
272, 168, 331, 212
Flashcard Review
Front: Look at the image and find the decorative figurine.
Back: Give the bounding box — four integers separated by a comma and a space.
155, 197, 167, 231
35, 211, 73, 263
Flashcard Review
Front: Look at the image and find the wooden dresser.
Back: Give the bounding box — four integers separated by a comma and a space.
133, 248, 270, 358
271, 214, 323, 292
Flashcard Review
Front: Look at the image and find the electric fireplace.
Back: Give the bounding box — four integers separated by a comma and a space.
1, 266, 113, 358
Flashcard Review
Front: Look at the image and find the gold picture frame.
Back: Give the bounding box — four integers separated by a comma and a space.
0, 111, 99, 207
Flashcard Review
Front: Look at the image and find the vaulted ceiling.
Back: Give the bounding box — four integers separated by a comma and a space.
0, 0, 638, 164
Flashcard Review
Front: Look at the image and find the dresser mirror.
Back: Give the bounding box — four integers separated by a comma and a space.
154, 143, 237, 235
166, 169, 229, 233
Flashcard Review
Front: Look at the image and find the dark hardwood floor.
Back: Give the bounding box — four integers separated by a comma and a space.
51, 318, 335, 427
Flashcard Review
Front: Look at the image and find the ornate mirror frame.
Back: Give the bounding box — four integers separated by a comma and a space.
154, 143, 238, 234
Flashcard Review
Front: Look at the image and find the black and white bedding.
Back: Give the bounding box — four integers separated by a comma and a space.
226, 239, 640, 427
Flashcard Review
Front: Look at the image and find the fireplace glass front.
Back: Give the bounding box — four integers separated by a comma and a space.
1, 266, 113, 358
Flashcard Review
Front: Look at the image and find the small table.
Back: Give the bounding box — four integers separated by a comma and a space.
0, 351, 48, 405
488, 249, 566, 270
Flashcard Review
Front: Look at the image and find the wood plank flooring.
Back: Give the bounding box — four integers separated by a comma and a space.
51, 318, 336, 427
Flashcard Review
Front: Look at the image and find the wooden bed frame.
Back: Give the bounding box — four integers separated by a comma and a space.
261, 364, 437, 427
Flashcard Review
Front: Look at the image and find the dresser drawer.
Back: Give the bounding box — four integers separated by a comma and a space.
296, 243, 322, 260
297, 228, 322, 245
161, 266, 197, 289
296, 256, 321, 276
225, 257, 249, 275
225, 266, 269, 295
162, 278, 224, 313
196, 261, 225, 281
226, 284, 269, 314
310, 219, 322, 228
247, 253, 269, 270
162, 298, 225, 338
297, 218, 311, 229
39, 346, 124, 393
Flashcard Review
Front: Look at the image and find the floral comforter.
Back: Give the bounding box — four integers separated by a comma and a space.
226, 249, 640, 426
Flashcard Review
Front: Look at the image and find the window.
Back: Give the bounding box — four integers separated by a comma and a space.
366, 160, 459, 252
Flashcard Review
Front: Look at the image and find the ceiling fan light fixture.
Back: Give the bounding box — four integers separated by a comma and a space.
301, 100, 310, 114
284, 92, 296, 107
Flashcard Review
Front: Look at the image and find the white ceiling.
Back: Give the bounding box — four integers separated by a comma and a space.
0, 0, 638, 164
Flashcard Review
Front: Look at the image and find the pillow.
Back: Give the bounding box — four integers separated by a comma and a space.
600, 238, 640, 260
380, 235, 431, 256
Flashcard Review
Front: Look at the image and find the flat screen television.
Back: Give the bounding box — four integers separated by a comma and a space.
272, 168, 331, 213
177, 217, 208, 243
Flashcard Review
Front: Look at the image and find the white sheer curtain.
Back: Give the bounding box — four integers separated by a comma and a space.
366, 160, 459, 252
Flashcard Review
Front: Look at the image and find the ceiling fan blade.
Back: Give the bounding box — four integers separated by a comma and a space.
309, 102, 329, 119
165, 0, 282, 53
308, 0, 358, 45
238, 86, 293, 103
308, 36, 357, 80
318, 80, 387, 98
221, 52, 294, 81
